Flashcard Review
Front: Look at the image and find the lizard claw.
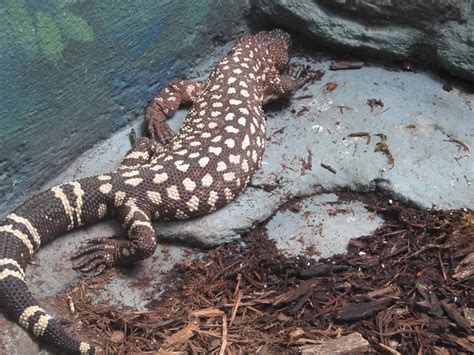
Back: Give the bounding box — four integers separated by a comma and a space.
129, 128, 138, 147
145, 107, 175, 145
288, 64, 323, 87
129, 129, 163, 154
71, 237, 123, 276
298, 65, 323, 85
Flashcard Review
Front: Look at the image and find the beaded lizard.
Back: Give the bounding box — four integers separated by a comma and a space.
0, 30, 316, 354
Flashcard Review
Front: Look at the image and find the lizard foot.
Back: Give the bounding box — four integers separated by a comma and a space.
71, 237, 126, 276
289, 64, 324, 86
145, 106, 175, 145
129, 129, 162, 155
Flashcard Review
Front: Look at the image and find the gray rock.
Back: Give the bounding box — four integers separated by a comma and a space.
251, 56, 473, 210
252, 0, 474, 82
265, 193, 384, 259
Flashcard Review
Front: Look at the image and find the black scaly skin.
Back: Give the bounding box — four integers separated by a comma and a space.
0, 30, 315, 354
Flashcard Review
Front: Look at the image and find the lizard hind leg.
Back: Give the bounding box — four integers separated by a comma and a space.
145, 79, 204, 144
71, 203, 157, 275
119, 129, 164, 170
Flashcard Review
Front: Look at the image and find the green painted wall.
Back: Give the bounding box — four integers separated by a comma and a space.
0, 0, 247, 211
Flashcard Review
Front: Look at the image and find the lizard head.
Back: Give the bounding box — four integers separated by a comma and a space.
251, 29, 291, 47
252, 29, 292, 72
266, 29, 291, 70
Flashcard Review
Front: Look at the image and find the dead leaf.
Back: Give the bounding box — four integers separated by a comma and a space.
367, 98, 384, 111
325, 82, 338, 91
290, 328, 306, 339
110, 330, 124, 343
443, 83, 453, 92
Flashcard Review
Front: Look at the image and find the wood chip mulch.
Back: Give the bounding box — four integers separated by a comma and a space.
62, 193, 474, 354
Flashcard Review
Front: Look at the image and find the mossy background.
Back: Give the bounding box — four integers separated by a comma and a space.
0, 0, 247, 212
1, 0, 94, 62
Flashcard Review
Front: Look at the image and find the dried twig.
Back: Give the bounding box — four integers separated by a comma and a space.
229, 291, 243, 327
218, 314, 228, 355
378, 342, 402, 355
330, 60, 364, 70
320, 163, 336, 174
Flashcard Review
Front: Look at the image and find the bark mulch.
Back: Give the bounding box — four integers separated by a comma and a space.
62, 192, 474, 354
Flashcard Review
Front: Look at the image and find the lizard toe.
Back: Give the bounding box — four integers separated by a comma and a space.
72, 249, 114, 275
71, 237, 122, 275
153, 122, 175, 145
71, 238, 115, 260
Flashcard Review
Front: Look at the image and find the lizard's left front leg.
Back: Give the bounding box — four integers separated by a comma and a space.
71, 204, 157, 274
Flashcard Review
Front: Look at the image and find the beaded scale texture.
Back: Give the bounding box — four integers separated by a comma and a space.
0, 30, 315, 354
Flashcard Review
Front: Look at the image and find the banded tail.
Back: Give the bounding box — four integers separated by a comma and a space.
0, 175, 112, 354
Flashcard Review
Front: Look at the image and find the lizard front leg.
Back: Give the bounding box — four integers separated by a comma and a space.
71, 203, 157, 274
262, 66, 318, 104
146, 79, 204, 144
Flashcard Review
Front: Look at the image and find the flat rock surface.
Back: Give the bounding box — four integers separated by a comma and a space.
266, 193, 383, 259
1, 44, 473, 353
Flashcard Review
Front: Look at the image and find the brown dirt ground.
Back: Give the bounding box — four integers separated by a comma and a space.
60, 191, 474, 354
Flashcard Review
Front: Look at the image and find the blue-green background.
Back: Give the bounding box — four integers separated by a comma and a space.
0, 0, 247, 211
